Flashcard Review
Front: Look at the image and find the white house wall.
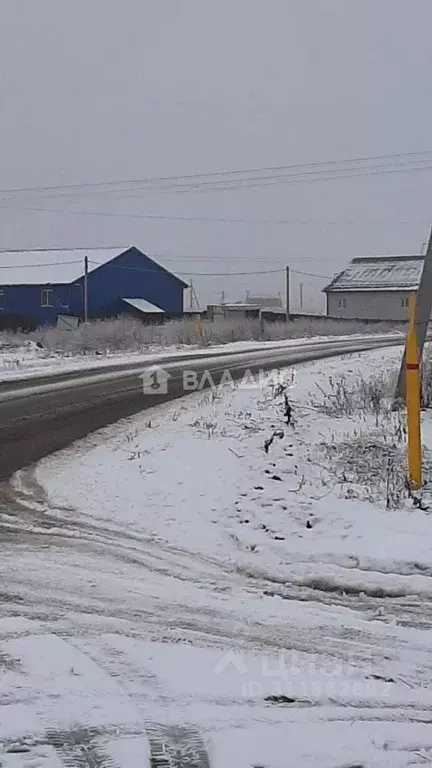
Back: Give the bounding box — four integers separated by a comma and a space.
326, 290, 416, 321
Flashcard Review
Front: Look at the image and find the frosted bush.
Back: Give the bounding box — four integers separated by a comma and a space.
0, 314, 401, 355
310, 371, 397, 422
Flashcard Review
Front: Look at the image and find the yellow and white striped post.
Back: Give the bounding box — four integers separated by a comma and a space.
406, 293, 422, 490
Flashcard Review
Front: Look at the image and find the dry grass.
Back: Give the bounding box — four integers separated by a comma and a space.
322, 426, 407, 509
0, 315, 401, 356
309, 371, 397, 425
309, 367, 411, 508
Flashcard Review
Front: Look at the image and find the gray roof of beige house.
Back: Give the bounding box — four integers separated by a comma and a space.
323, 255, 424, 293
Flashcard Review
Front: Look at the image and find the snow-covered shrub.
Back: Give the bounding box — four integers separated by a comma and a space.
310, 371, 397, 424
323, 423, 407, 508
30, 317, 199, 353
265, 317, 400, 340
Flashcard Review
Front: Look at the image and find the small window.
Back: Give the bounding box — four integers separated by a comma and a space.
401, 297, 410, 308
338, 297, 347, 308
41, 288, 53, 307
0, 289, 4, 310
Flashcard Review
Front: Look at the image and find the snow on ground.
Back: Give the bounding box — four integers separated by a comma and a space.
0, 337, 316, 382
0, 331, 400, 383
2, 344, 432, 766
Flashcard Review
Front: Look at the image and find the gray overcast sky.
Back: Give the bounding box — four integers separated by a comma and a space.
1, 0, 432, 309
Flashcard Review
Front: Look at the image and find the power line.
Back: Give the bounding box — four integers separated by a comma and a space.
2, 157, 429, 201
1, 148, 432, 198
77, 157, 432, 197
170, 161, 432, 195
291, 269, 332, 280
0, 245, 419, 265
0, 259, 82, 269
3, 157, 432, 204
0, 254, 331, 279
0, 253, 283, 277
87, 259, 332, 279
0, 251, 333, 283
0, 246, 124, 253
88, 259, 283, 277
1, 193, 431, 225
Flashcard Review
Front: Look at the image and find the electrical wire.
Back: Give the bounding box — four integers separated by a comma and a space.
1, 148, 432, 198
3, 157, 432, 204
0, 198, 431, 226
87, 259, 283, 277
87, 259, 332, 280
0, 259, 82, 269
290, 269, 332, 280
0, 246, 346, 274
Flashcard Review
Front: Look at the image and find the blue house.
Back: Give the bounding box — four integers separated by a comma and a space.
0, 246, 188, 328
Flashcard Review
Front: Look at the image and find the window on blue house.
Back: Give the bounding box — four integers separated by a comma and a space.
0, 290, 4, 310
41, 288, 53, 307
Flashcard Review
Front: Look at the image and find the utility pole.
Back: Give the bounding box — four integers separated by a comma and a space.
84, 255, 89, 322
299, 282, 303, 310
285, 266, 290, 322
189, 279, 194, 309
191, 283, 201, 310
395, 226, 432, 401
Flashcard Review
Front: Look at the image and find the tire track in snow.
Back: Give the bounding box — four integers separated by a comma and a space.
237, 562, 432, 630
147, 726, 210, 768
1, 472, 233, 590
46, 728, 120, 768
7, 467, 432, 634
63, 639, 211, 768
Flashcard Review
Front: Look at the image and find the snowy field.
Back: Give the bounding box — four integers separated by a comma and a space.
2, 345, 432, 766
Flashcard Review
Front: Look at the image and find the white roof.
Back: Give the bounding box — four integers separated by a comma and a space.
122, 298, 165, 313
325, 256, 424, 293
0, 247, 130, 285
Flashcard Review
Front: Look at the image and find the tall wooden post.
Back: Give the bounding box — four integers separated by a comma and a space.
84, 255, 89, 322
285, 266, 290, 322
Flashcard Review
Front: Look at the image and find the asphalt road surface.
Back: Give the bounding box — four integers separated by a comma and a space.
0, 336, 403, 480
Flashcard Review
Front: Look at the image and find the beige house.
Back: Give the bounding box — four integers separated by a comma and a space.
323, 255, 423, 321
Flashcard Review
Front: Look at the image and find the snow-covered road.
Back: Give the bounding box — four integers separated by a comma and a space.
1, 345, 432, 766
0, 332, 402, 385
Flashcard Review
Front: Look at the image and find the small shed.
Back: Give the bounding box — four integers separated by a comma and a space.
206, 303, 261, 321
206, 302, 286, 323
323, 255, 423, 321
